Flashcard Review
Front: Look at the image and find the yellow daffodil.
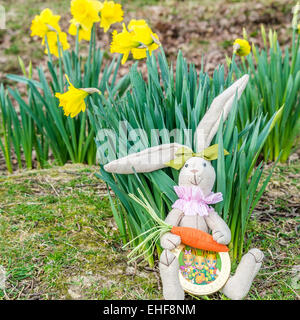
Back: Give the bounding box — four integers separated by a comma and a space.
128, 19, 156, 45
70, 0, 102, 31
30, 8, 61, 38
100, 1, 124, 33
233, 38, 251, 57
110, 19, 160, 64
30, 8, 69, 58
129, 19, 160, 60
42, 31, 70, 58
55, 75, 101, 118
110, 24, 139, 64
68, 19, 92, 42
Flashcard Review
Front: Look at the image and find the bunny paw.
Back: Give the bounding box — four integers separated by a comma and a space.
248, 248, 264, 263
160, 233, 181, 250
212, 230, 231, 245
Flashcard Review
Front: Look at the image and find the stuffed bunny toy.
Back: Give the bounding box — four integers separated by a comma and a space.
104, 75, 264, 300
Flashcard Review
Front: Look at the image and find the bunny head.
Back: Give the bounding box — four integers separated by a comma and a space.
104, 75, 249, 196
177, 156, 215, 196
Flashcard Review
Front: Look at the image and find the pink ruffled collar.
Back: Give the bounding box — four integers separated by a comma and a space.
172, 186, 223, 216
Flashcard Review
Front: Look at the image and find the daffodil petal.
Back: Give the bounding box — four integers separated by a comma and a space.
55, 76, 98, 117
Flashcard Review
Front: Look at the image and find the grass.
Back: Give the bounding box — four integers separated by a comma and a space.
0, 158, 299, 300
0, 164, 160, 300
247, 158, 300, 300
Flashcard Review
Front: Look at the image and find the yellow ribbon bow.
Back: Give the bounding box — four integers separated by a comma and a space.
165, 144, 229, 170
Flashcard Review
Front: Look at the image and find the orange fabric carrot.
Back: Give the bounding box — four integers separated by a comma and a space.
126, 190, 229, 263
171, 226, 229, 252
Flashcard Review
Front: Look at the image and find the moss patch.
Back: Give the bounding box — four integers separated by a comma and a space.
0, 164, 161, 300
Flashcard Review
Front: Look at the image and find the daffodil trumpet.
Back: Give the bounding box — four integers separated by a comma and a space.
55, 75, 101, 118
110, 19, 160, 64
100, 1, 124, 33
233, 39, 251, 57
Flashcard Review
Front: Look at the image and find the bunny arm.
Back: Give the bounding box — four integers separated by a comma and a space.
204, 210, 231, 245
160, 208, 184, 250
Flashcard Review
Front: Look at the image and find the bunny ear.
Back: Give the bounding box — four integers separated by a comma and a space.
104, 143, 186, 174
195, 75, 249, 152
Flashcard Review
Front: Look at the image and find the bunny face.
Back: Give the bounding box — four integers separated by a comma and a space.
178, 157, 216, 196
